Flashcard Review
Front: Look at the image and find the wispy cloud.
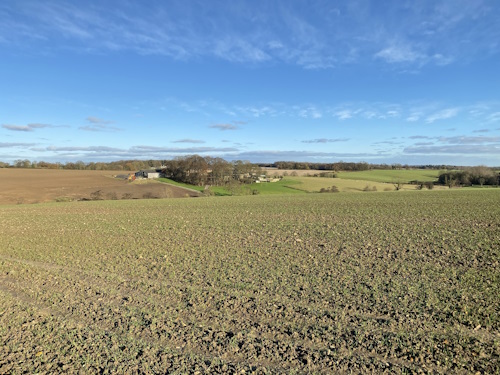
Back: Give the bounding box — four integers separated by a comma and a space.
0, 142, 36, 147
209, 123, 239, 131
404, 145, 500, 154
302, 138, 349, 143
80, 117, 121, 132
473, 129, 490, 133
405, 134, 500, 155
86, 116, 114, 124
372, 140, 403, 146
2, 123, 53, 132
487, 112, 500, 122
172, 139, 206, 144
228, 149, 389, 163
374, 43, 424, 64
3, 1, 497, 69
80, 124, 122, 132
334, 110, 354, 120
33, 145, 240, 160
425, 108, 459, 123
159, 99, 500, 131
46, 145, 122, 152
409, 135, 432, 139
236, 105, 277, 118
131, 145, 238, 154
213, 37, 270, 63
406, 113, 422, 122
413, 142, 434, 146
437, 136, 500, 144
298, 106, 322, 119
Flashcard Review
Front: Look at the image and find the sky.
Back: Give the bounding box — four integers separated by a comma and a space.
1, 0, 500, 166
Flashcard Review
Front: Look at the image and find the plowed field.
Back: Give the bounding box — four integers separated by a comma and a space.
0, 169, 199, 205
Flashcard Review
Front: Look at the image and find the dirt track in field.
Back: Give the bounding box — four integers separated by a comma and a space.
0, 169, 200, 205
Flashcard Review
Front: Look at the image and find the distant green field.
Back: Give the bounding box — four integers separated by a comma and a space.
337, 169, 439, 183
248, 178, 305, 194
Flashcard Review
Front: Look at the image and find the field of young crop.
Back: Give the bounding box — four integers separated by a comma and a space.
1, 190, 499, 373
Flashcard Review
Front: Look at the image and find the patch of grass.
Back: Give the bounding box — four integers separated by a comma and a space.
204, 186, 232, 196
157, 177, 204, 192
54, 196, 73, 203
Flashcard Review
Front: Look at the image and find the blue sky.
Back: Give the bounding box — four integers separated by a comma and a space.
1, 0, 500, 166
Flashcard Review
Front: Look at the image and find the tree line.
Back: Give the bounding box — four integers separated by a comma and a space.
438, 167, 500, 187
4, 159, 166, 171
262, 161, 463, 171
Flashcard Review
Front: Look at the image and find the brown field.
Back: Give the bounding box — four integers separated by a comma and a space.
262, 167, 323, 177
0, 169, 199, 205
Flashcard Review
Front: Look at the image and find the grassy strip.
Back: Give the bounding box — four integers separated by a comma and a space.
157, 177, 205, 192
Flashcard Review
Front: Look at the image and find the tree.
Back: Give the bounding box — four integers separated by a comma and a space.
168, 155, 210, 186
207, 157, 232, 185
233, 160, 260, 182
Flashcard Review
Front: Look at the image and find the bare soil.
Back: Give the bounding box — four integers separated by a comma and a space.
0, 169, 200, 205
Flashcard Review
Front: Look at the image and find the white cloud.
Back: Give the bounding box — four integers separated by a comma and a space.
335, 110, 353, 120
425, 108, 459, 123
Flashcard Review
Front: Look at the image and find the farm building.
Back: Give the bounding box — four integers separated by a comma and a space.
135, 169, 163, 179
254, 175, 281, 183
